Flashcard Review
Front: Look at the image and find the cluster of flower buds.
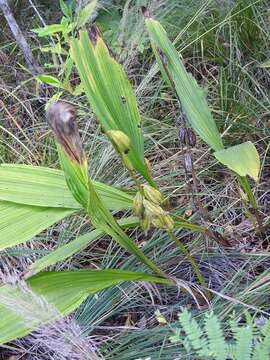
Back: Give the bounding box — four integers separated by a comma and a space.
178, 127, 196, 147
133, 184, 174, 232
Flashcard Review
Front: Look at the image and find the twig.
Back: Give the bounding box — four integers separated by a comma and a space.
0, 0, 41, 74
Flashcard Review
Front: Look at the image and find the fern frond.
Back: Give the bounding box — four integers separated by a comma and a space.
178, 309, 209, 356
234, 326, 253, 360
261, 317, 270, 338
252, 342, 269, 360
205, 312, 226, 360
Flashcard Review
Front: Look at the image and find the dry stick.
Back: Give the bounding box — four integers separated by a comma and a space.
178, 114, 211, 222
0, 0, 41, 74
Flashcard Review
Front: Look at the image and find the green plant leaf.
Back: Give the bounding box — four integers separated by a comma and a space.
0, 201, 74, 251
0, 269, 171, 344
214, 141, 260, 181
70, 31, 153, 184
145, 18, 223, 151
0, 164, 133, 210
76, 0, 97, 29
32, 24, 67, 37
28, 215, 203, 276
28, 217, 139, 276
60, 0, 72, 19
56, 147, 165, 277
36, 74, 63, 88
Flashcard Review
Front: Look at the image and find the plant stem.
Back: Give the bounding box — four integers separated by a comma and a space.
167, 231, 207, 289
237, 175, 263, 231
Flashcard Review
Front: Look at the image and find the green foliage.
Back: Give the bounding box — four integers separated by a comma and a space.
0, 164, 133, 210
0, 201, 74, 250
27, 216, 139, 276
145, 17, 224, 152
214, 141, 260, 181
0, 269, 170, 345
169, 309, 270, 359
205, 312, 227, 360
145, 16, 260, 214
70, 30, 152, 184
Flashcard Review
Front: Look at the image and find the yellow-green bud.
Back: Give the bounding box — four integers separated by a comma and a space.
133, 192, 144, 217
142, 184, 163, 205
152, 214, 174, 231
140, 217, 151, 231
162, 215, 175, 231
143, 199, 164, 218
107, 130, 131, 154
151, 216, 164, 229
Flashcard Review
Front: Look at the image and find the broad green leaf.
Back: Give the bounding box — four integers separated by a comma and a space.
0, 269, 171, 344
214, 141, 260, 181
145, 18, 223, 151
0, 201, 74, 251
32, 24, 67, 37
28, 217, 139, 276
0, 164, 133, 211
76, 0, 97, 29
70, 31, 153, 184
36, 74, 63, 88
60, 0, 73, 19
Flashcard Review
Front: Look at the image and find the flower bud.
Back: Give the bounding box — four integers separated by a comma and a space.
133, 192, 144, 218
162, 215, 175, 231
142, 184, 163, 205
47, 102, 85, 164
143, 199, 164, 218
107, 130, 131, 155
184, 153, 193, 173
187, 128, 196, 147
140, 217, 151, 231
178, 127, 188, 145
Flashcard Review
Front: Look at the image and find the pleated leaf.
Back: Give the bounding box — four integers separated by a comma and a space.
0, 201, 74, 251
0, 164, 133, 210
145, 18, 223, 151
214, 141, 260, 181
70, 31, 152, 183
0, 269, 170, 344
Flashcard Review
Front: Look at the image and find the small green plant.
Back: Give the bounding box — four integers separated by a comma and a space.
144, 14, 262, 229
0, 1, 265, 348
160, 309, 270, 360
33, 0, 98, 97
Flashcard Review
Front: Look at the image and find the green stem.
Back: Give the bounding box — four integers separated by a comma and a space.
167, 231, 207, 289
237, 175, 257, 209
237, 175, 263, 231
